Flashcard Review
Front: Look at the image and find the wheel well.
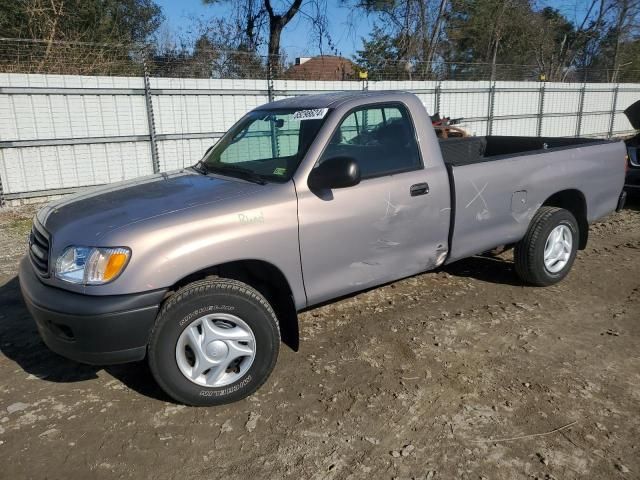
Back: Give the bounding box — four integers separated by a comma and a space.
169, 260, 299, 351
543, 189, 588, 249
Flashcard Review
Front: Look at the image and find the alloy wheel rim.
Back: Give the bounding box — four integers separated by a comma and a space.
543, 224, 573, 273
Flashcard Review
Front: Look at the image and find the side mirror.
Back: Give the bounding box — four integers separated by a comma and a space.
308, 156, 361, 190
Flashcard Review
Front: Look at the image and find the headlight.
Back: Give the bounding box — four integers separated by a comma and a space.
55, 246, 131, 285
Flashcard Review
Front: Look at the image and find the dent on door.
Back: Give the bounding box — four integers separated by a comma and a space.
298, 173, 450, 306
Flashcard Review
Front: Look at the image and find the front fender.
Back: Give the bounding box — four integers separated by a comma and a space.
81, 182, 307, 309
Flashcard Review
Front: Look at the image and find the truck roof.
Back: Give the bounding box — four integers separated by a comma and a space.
256, 90, 413, 110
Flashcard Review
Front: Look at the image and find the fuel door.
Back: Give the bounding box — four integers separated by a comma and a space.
511, 190, 528, 214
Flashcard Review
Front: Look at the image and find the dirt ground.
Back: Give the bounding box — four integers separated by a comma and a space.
0, 200, 638, 480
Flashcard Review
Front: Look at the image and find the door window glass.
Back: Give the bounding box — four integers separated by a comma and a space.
320, 105, 422, 178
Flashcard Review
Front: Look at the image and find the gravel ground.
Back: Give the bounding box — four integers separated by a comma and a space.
0, 200, 639, 480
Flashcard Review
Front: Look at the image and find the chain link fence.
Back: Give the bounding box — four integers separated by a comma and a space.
1, 38, 639, 205
3, 38, 640, 83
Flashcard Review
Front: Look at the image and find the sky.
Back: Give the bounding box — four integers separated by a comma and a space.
155, 0, 376, 59
154, 0, 589, 60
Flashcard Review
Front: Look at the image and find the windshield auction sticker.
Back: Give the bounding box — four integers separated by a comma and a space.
293, 108, 329, 121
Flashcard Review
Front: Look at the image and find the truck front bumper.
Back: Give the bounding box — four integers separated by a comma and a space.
18, 256, 168, 365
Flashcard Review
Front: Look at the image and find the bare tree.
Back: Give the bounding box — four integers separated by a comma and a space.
351, 0, 452, 78
264, 0, 303, 72
609, 0, 640, 81
24, 0, 66, 65
485, 0, 512, 81
203, 0, 333, 74
559, 0, 610, 80
426, 0, 449, 65
236, 0, 266, 51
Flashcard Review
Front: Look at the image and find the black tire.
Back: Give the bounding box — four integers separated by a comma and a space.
514, 207, 579, 286
148, 278, 280, 406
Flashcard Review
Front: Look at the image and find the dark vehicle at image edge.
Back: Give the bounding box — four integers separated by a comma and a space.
624, 99, 640, 195
19, 91, 629, 406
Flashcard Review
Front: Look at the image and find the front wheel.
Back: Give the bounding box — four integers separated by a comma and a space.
148, 278, 280, 406
514, 207, 579, 286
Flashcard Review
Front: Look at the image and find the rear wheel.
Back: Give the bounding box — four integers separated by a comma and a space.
514, 207, 579, 286
148, 278, 280, 406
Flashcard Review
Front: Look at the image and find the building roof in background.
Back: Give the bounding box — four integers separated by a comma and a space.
285, 55, 357, 81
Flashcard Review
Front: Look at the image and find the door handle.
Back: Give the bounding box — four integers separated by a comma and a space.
410, 182, 429, 196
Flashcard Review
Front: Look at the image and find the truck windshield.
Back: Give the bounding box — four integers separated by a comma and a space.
200, 108, 329, 183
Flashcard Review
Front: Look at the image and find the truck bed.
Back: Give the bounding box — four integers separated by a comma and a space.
438, 136, 611, 166
440, 136, 626, 263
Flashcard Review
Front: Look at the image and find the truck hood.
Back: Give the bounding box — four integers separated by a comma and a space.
38, 169, 265, 239
624, 99, 640, 130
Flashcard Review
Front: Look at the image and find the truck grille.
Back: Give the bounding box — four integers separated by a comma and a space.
29, 220, 50, 276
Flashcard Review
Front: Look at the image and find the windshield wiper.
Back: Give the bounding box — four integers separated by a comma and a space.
191, 160, 209, 175
205, 164, 267, 185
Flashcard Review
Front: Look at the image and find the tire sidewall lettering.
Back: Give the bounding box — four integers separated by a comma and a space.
199, 374, 253, 397
178, 304, 235, 328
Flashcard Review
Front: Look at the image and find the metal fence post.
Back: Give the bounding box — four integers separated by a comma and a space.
434, 81, 442, 114
142, 57, 160, 174
536, 82, 546, 137
608, 84, 620, 139
487, 82, 496, 136
361, 75, 369, 91
575, 84, 586, 138
267, 58, 274, 102
0, 171, 5, 207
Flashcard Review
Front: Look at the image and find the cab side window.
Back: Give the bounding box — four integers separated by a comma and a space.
320, 104, 422, 178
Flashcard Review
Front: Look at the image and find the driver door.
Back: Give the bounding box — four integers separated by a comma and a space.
297, 103, 450, 306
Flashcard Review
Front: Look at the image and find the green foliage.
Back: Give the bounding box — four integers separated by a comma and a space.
0, 0, 163, 44
0, 0, 164, 75
446, 0, 534, 64
354, 26, 408, 80
618, 38, 640, 81
353, 0, 639, 82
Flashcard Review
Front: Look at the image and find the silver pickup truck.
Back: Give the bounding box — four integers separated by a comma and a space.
19, 91, 627, 405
